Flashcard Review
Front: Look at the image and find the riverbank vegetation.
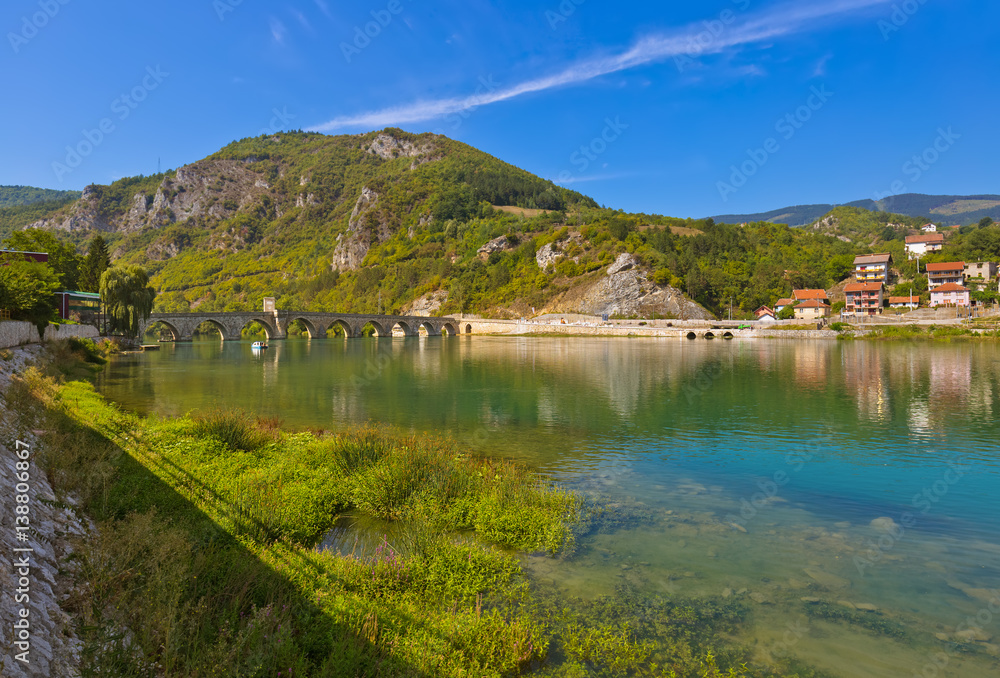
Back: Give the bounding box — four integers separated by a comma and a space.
5, 344, 841, 677
840, 324, 1000, 341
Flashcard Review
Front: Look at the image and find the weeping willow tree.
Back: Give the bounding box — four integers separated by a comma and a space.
100, 265, 156, 343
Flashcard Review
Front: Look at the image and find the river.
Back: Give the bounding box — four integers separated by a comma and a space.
96, 335, 1000, 677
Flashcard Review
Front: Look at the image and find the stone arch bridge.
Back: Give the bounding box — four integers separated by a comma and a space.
141, 311, 464, 341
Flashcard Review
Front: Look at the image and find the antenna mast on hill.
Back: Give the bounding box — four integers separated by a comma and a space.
157, 157, 161, 175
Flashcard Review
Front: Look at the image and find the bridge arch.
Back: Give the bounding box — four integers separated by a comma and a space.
193, 319, 231, 341
144, 320, 180, 342
419, 321, 440, 337
327, 319, 352, 338
391, 320, 417, 337
704, 331, 715, 340
361, 320, 388, 338
239, 318, 275, 341
441, 322, 458, 337
288, 316, 323, 339
686, 332, 697, 340
465, 324, 473, 335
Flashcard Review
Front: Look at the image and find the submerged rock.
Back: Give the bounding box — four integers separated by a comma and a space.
803, 568, 851, 589
869, 517, 899, 533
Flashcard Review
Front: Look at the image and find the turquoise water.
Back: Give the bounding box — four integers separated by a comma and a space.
97, 336, 1000, 676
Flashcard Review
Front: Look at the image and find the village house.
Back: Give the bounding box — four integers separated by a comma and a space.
793, 289, 830, 303
930, 282, 971, 307
844, 282, 884, 316
794, 299, 831, 320
755, 306, 776, 322
774, 298, 795, 314
888, 295, 920, 309
926, 262, 966, 291
905, 233, 945, 259
922, 223, 938, 233
853, 253, 892, 284
964, 262, 998, 285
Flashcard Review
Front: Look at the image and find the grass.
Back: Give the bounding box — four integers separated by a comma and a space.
843, 324, 1000, 341
7, 342, 833, 677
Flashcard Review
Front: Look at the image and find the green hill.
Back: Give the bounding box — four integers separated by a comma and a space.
0, 185, 80, 208
12, 129, 934, 320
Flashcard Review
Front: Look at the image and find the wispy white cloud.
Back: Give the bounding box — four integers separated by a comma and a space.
291, 9, 312, 33
813, 53, 834, 76
270, 17, 287, 45
314, 0, 333, 20
310, 0, 892, 132
553, 172, 638, 185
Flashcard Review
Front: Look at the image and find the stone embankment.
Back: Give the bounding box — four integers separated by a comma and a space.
0, 345, 86, 677
454, 315, 840, 339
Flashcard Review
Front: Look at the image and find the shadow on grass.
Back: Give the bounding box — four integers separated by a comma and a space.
25, 385, 430, 678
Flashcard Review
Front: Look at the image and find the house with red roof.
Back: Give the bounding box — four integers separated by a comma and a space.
794, 299, 831, 320
888, 296, 920, 309
926, 262, 965, 291
793, 289, 830, 303
930, 283, 970, 307
845, 283, 884, 316
774, 298, 795, 314
755, 306, 776, 322
904, 233, 944, 259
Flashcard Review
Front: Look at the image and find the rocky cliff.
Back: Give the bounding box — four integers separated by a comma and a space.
545, 253, 714, 320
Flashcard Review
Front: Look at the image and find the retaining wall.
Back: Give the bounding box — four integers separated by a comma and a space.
0, 321, 42, 349
44, 324, 100, 342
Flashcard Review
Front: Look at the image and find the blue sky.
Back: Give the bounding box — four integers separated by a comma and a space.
2, 0, 997, 218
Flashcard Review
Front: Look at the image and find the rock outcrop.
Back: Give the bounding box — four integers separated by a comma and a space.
402, 290, 449, 316
547, 253, 714, 320
331, 187, 390, 271
27, 160, 275, 234
366, 133, 432, 161
478, 235, 519, 261
536, 233, 585, 269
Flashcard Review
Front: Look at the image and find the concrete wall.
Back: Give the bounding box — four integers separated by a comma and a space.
45, 324, 100, 341
0, 321, 42, 349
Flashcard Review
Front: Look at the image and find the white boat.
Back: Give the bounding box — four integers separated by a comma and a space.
251, 341, 268, 349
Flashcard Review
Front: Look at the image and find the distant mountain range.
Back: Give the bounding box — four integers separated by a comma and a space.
0, 185, 81, 208
712, 194, 1000, 228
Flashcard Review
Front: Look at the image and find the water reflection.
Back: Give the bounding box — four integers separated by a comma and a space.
96, 336, 1000, 677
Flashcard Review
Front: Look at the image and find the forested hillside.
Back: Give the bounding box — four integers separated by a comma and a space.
0, 185, 80, 208
10, 129, 946, 319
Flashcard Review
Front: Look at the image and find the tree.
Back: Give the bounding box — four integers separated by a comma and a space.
79, 235, 111, 293
978, 217, 994, 229
101, 265, 156, 343
4, 229, 81, 290
777, 305, 796, 320
0, 258, 60, 327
